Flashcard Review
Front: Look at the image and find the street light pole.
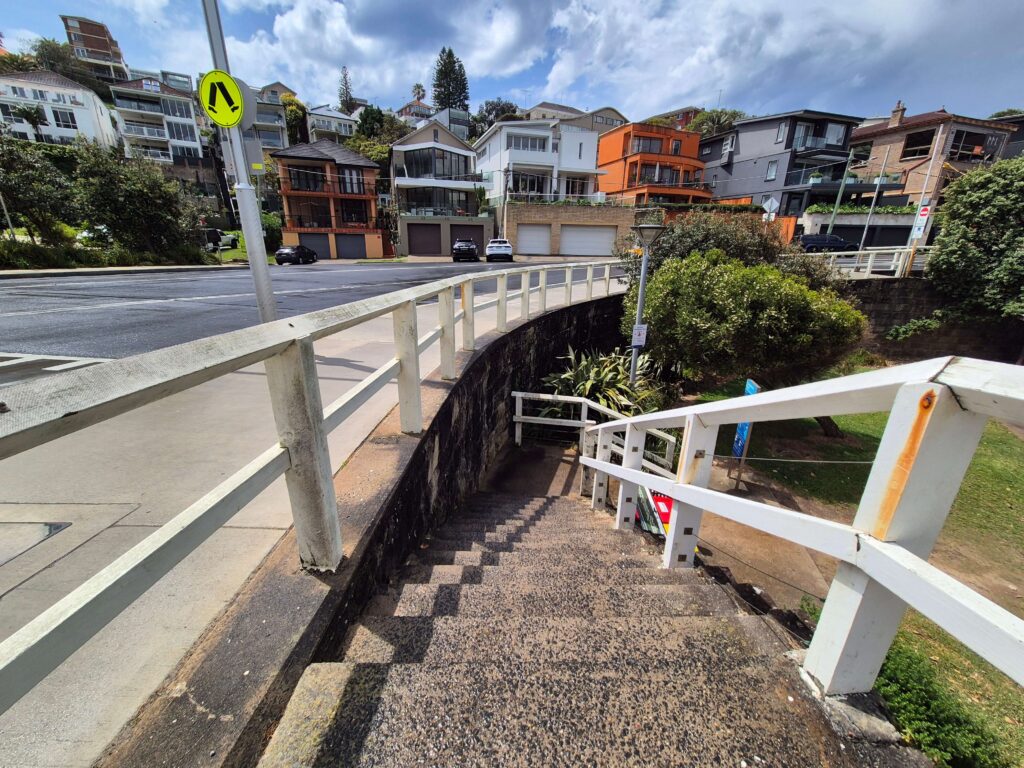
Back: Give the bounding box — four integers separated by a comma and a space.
0, 189, 15, 241
859, 146, 891, 251
826, 149, 855, 235
629, 224, 666, 386
200, 0, 277, 323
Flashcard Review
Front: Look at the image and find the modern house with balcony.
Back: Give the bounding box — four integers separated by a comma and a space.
647, 105, 702, 130
596, 122, 711, 205
60, 15, 130, 84
699, 109, 898, 216
396, 99, 434, 128
128, 69, 193, 93
474, 119, 604, 205
425, 107, 472, 141
850, 101, 1018, 209
390, 120, 493, 256
271, 139, 384, 259
520, 102, 628, 135
0, 71, 117, 147
307, 105, 356, 143
111, 78, 203, 166
243, 82, 292, 152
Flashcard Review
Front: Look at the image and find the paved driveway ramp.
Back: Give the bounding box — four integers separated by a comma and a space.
258, 492, 870, 766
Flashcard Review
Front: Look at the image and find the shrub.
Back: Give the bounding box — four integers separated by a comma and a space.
543, 347, 662, 415
261, 212, 283, 251
624, 252, 865, 387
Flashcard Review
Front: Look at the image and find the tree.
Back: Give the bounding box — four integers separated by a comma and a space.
470, 97, 518, 139
895, 157, 1024, 359
25, 38, 111, 101
338, 66, 356, 114
411, 82, 426, 102
11, 104, 46, 142
645, 116, 673, 127
353, 105, 410, 143
344, 135, 391, 169
988, 108, 1024, 119
623, 252, 865, 389
281, 93, 309, 145
0, 133, 77, 244
431, 47, 469, 111
687, 108, 747, 137
0, 52, 36, 74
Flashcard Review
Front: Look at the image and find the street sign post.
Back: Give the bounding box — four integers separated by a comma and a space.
910, 203, 931, 241
731, 378, 761, 488
631, 323, 648, 349
198, 70, 244, 128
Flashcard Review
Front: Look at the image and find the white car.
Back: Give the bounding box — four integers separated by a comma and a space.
485, 238, 514, 262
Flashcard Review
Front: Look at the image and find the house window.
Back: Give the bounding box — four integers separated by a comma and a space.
52, 108, 77, 129
0, 103, 23, 123
52, 93, 67, 104
507, 134, 547, 151
32, 90, 49, 102
711, 174, 717, 188
776, 122, 786, 143
700, 144, 711, 156
565, 177, 588, 196
578, 142, 583, 159
851, 142, 872, 163
338, 167, 366, 194
172, 145, 199, 158
721, 135, 735, 152
163, 99, 191, 118
11, 86, 27, 98
671, 140, 681, 155
765, 159, 778, 181
761, 193, 773, 206
794, 122, 812, 148
825, 122, 846, 146
631, 136, 663, 153
900, 129, 935, 160
594, 115, 605, 124
948, 129, 991, 161
433, 128, 439, 141
510, 170, 545, 194
74, 47, 88, 59
166, 121, 196, 142
288, 168, 323, 191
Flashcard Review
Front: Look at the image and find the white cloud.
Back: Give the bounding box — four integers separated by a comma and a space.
4, 28, 43, 54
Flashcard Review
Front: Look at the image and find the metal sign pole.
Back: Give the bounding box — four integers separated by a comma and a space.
859, 146, 891, 251
629, 242, 650, 386
200, 0, 277, 323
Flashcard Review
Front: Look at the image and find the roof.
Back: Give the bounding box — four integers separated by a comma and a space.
309, 104, 355, 120
270, 138, 379, 168
734, 109, 864, 127
472, 118, 558, 148
525, 101, 584, 116
0, 70, 97, 92
648, 105, 701, 120
111, 77, 191, 99
261, 81, 296, 95
852, 108, 1019, 141
393, 119, 473, 150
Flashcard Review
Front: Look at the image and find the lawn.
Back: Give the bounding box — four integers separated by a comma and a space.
217, 230, 276, 265
699, 369, 1024, 766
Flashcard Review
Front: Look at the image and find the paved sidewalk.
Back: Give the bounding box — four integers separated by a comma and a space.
0, 279, 623, 767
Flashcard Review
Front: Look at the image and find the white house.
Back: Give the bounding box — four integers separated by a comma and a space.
111, 77, 203, 164
0, 70, 117, 147
307, 105, 356, 143
473, 119, 604, 204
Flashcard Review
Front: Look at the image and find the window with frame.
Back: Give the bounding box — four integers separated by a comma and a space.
510, 171, 545, 194
163, 99, 191, 118
52, 93, 67, 104
172, 145, 199, 158
565, 177, 588, 196
11, 87, 27, 98
776, 122, 786, 143
0, 103, 23, 123
721, 135, 735, 152
711, 174, 717, 188
166, 121, 196, 142
578, 142, 583, 159
32, 90, 48, 101
52, 108, 77, 129
507, 134, 547, 152
825, 122, 846, 146
671, 140, 681, 155
288, 167, 323, 191
900, 129, 935, 160
700, 144, 711, 156
631, 136, 663, 154
338, 167, 366, 194
765, 159, 778, 181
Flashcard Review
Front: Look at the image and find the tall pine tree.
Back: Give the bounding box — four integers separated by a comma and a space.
338, 66, 356, 114
431, 47, 469, 111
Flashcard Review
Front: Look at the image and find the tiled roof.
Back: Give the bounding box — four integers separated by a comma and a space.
0, 70, 94, 92
112, 77, 192, 99
852, 109, 1018, 140
528, 101, 584, 116
270, 138, 379, 168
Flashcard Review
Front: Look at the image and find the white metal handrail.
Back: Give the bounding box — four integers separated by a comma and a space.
815, 246, 935, 277
580, 356, 1024, 696
0, 259, 622, 715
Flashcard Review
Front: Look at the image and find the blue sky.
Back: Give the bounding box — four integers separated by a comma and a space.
5, 0, 1023, 121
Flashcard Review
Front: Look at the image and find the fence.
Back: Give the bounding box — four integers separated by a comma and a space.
0, 260, 622, 716
573, 356, 1024, 695
818, 246, 935, 277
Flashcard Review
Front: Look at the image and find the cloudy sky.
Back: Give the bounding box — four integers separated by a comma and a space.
5, 0, 1022, 120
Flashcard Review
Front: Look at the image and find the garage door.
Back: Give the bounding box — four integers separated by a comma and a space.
451, 224, 485, 252
298, 233, 330, 259
560, 225, 617, 256
516, 224, 551, 255
335, 234, 366, 259
407, 223, 442, 255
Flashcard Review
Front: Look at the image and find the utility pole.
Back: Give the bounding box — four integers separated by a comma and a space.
905, 124, 945, 248
629, 225, 665, 385
826, 149, 855, 235
201, 0, 277, 323
0, 190, 15, 241
858, 146, 890, 251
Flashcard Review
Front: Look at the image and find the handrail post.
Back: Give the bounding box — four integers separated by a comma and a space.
538, 268, 547, 312
603, 263, 612, 295
392, 301, 422, 434
586, 264, 594, 300
565, 266, 573, 305
461, 280, 475, 351
496, 273, 508, 333
514, 393, 523, 445
591, 426, 613, 509
520, 270, 531, 320
663, 434, 676, 470
866, 251, 876, 275
615, 424, 646, 530
578, 418, 597, 496
662, 415, 718, 569
438, 287, 456, 380
803, 382, 987, 695
578, 401, 589, 450
264, 336, 342, 570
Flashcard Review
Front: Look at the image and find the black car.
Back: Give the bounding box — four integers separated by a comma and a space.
799, 233, 856, 253
275, 245, 318, 265
452, 238, 479, 262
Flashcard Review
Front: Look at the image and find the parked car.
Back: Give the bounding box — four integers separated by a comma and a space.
799, 233, 856, 253
452, 238, 479, 262
485, 238, 514, 262
202, 228, 239, 252
275, 245, 318, 265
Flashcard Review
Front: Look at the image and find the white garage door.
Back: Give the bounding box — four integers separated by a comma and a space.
516, 224, 551, 255
560, 225, 618, 256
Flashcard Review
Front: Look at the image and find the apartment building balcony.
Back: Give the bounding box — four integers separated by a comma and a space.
131, 146, 172, 162
122, 122, 167, 139
254, 112, 285, 126
784, 166, 903, 191
281, 179, 370, 197
114, 98, 163, 115
284, 216, 378, 232
393, 173, 483, 191
792, 135, 849, 159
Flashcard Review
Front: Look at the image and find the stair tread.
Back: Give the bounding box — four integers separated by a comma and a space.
407, 547, 663, 568
397, 563, 701, 586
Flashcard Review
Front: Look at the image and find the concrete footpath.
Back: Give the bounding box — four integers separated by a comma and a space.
0, 279, 622, 767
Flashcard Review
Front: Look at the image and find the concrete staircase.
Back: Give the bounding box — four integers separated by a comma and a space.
258, 489, 867, 767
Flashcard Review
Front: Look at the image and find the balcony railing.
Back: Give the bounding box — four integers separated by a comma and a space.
395, 172, 483, 183
132, 147, 172, 162
282, 180, 368, 196
122, 123, 167, 139
398, 204, 481, 217
284, 216, 374, 230
115, 99, 163, 114
255, 113, 284, 126
793, 136, 829, 150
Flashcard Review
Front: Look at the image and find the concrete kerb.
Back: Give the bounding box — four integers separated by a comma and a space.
95, 295, 624, 768
0, 264, 251, 280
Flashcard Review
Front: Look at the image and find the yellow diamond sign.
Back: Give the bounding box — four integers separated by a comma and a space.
199, 70, 244, 128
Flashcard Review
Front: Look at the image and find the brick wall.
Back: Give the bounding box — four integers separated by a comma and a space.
504, 203, 635, 254
846, 279, 1023, 362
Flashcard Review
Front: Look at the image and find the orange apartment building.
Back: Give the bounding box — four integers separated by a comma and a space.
597, 122, 712, 205
271, 140, 385, 259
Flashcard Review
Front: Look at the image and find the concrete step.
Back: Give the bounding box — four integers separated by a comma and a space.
259, 654, 843, 768
340, 614, 782, 665
406, 545, 663, 568
438, 515, 615, 532
397, 562, 702, 586
422, 532, 663, 555
366, 582, 738, 619
452, 507, 611, 524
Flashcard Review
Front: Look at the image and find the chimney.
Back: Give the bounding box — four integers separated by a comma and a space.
889, 100, 906, 128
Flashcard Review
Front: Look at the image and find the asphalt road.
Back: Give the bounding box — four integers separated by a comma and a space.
0, 261, 614, 359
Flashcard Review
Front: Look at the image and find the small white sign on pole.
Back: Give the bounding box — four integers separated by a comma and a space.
911, 204, 931, 240
631, 323, 648, 348
762, 197, 780, 215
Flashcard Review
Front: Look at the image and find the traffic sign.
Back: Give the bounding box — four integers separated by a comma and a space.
631, 323, 648, 348
911, 204, 931, 240
199, 70, 245, 128
762, 197, 780, 215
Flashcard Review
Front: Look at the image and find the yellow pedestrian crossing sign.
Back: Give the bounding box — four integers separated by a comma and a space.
199, 70, 244, 128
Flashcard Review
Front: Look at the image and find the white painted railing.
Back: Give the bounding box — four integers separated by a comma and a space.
0, 260, 622, 715
818, 246, 935, 278
578, 357, 1024, 695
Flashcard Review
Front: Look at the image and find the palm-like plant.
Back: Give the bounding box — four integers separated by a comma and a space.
411, 83, 426, 102
543, 347, 661, 416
